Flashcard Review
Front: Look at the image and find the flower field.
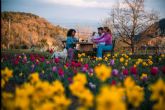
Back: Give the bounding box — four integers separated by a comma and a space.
1, 52, 165, 110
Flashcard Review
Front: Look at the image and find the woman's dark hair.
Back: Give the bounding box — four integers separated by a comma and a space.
97, 27, 103, 31
67, 29, 76, 37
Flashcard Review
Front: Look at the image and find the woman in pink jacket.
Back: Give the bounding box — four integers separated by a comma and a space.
93, 27, 113, 58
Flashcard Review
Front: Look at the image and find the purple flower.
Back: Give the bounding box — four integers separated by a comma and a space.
82, 67, 88, 72
110, 59, 115, 66
52, 66, 57, 72
89, 68, 93, 73
31, 64, 36, 72
84, 64, 89, 69
112, 69, 119, 76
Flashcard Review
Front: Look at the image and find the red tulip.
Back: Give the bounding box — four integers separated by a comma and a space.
161, 66, 165, 74
73, 69, 77, 74
150, 67, 158, 75
14, 60, 19, 65
71, 61, 76, 67
65, 62, 69, 67
30, 55, 35, 62
84, 64, 89, 69
130, 66, 137, 75
39, 56, 45, 62
111, 80, 116, 85
54, 58, 60, 63
75, 62, 82, 67
49, 49, 54, 54
67, 77, 72, 83
58, 68, 64, 77
123, 69, 129, 75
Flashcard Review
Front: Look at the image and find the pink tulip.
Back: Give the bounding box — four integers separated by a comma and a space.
112, 69, 119, 76
46, 61, 49, 64
52, 66, 57, 72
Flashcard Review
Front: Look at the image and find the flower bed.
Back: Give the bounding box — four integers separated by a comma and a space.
1, 52, 165, 110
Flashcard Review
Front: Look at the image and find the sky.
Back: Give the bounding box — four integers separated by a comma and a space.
2, 0, 165, 31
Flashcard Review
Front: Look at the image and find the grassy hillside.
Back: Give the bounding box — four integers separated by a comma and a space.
1, 11, 67, 50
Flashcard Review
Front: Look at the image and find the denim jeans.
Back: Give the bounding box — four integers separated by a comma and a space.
97, 44, 113, 58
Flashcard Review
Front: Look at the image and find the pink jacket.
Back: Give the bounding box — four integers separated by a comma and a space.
94, 33, 112, 45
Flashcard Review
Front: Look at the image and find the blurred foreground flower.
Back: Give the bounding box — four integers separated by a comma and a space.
96, 85, 126, 110
1, 67, 13, 88
69, 73, 94, 108
124, 77, 144, 108
150, 78, 165, 110
94, 64, 112, 82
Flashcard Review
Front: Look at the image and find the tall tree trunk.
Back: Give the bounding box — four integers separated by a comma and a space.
131, 43, 135, 53
131, 36, 135, 53
7, 43, 10, 49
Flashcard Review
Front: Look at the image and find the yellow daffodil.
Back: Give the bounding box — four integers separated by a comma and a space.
149, 56, 152, 59
96, 85, 126, 110
148, 59, 153, 65
36, 101, 54, 110
140, 73, 148, 80
126, 85, 144, 107
94, 64, 112, 82
104, 57, 108, 61
52, 80, 65, 96
69, 81, 86, 96
1, 79, 5, 88
124, 77, 135, 88
53, 96, 71, 109
78, 89, 94, 107
69, 73, 93, 108
29, 72, 40, 83
150, 79, 165, 101
120, 57, 124, 63
124, 77, 144, 107
1, 67, 13, 81
161, 54, 164, 58
152, 99, 165, 110
142, 62, 148, 67
73, 73, 87, 85
124, 62, 128, 66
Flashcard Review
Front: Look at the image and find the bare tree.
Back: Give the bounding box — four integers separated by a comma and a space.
105, 0, 159, 53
